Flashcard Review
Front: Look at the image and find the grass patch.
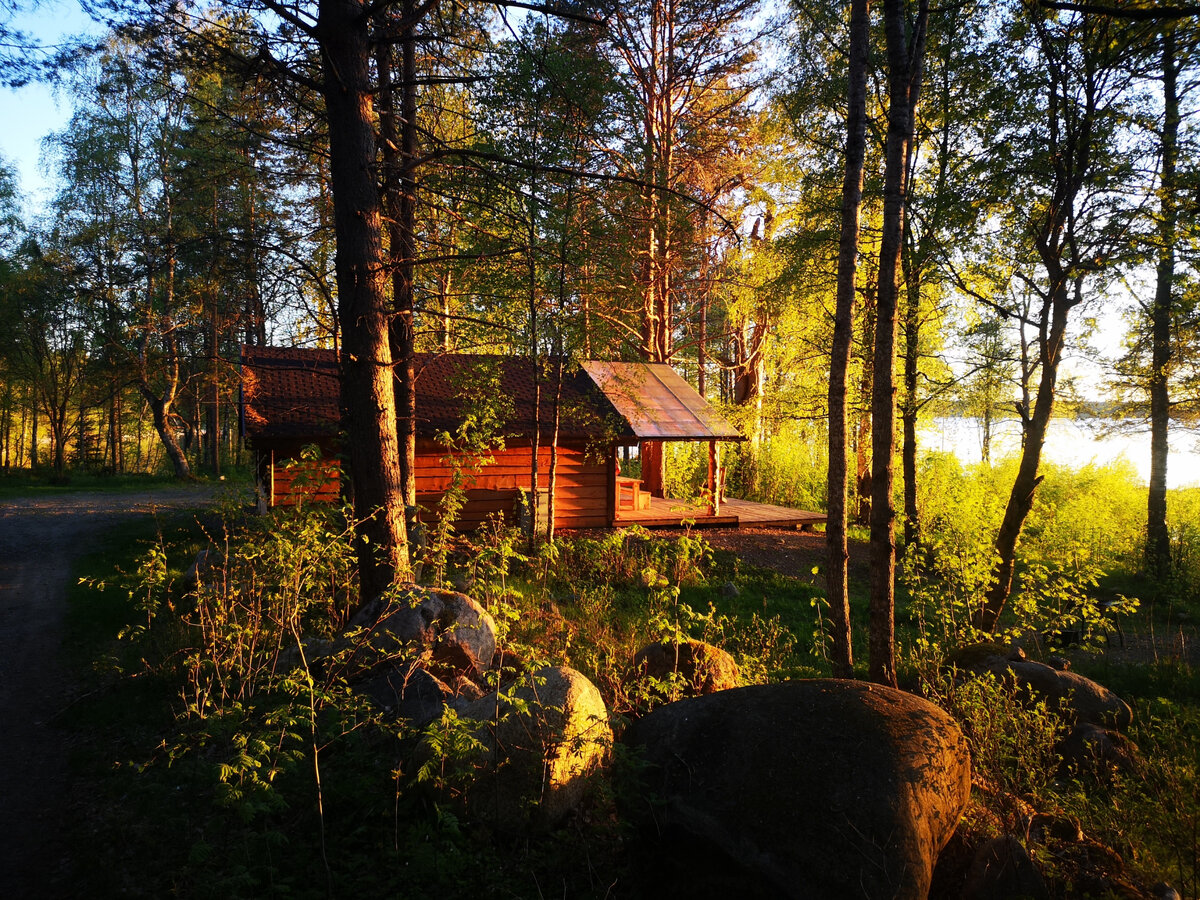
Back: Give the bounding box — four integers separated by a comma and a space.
0, 468, 251, 500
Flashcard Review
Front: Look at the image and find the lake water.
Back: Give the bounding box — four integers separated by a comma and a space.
918, 417, 1200, 490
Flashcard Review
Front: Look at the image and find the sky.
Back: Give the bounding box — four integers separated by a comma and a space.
0, 0, 101, 216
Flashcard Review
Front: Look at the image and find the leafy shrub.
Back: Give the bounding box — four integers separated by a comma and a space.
1168, 487, 1200, 605
724, 422, 828, 510
925, 670, 1068, 827
904, 452, 1143, 663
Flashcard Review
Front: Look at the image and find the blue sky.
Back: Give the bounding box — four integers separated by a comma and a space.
0, 0, 101, 216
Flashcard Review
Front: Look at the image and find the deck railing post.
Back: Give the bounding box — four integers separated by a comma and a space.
707, 440, 719, 516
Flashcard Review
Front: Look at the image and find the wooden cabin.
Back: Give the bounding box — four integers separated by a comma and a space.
240, 346, 750, 530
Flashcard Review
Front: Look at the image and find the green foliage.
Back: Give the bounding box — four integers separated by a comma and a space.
928, 670, 1068, 826
57, 455, 1200, 897
903, 452, 1149, 665
423, 361, 511, 586
724, 424, 829, 512
1167, 487, 1200, 605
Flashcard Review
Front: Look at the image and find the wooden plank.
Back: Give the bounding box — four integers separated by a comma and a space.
272, 460, 341, 507
614, 512, 739, 528
719, 498, 827, 529
416, 470, 607, 494
414, 447, 591, 467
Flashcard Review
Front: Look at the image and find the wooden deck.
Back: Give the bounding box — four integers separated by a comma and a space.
720, 497, 827, 530
613, 495, 826, 530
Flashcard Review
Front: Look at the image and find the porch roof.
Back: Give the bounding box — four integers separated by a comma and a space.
580, 361, 744, 442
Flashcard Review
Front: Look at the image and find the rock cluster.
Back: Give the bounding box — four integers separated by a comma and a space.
624, 679, 973, 900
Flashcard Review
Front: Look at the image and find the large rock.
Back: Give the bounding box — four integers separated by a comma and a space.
625, 680, 972, 900
961, 835, 1050, 900
966, 653, 1133, 729
182, 548, 223, 593
1057, 722, 1142, 782
633, 639, 740, 697
351, 586, 497, 675
450, 666, 611, 833
360, 661, 453, 725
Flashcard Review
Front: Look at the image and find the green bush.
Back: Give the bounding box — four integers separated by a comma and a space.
724, 423, 828, 510
1169, 487, 1200, 605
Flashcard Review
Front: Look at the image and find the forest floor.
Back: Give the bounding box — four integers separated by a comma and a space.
0, 486, 222, 898
698, 525, 870, 589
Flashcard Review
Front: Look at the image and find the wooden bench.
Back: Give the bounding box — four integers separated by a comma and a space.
616, 476, 651, 511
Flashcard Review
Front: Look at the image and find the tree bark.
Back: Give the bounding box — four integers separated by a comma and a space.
376, 8, 419, 510
143, 390, 190, 479
319, 0, 409, 605
980, 294, 1069, 630
1147, 26, 1177, 579
870, 0, 927, 688
826, 0, 871, 680
901, 251, 921, 550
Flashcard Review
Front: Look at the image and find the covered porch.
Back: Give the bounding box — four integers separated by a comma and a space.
614, 494, 828, 530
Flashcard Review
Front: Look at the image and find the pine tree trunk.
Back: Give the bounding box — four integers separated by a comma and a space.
376, 7, 419, 510
319, 0, 409, 605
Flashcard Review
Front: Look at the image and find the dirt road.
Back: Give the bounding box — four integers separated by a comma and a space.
0, 486, 224, 898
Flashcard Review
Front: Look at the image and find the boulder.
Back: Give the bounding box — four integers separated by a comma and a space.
351, 586, 497, 675
954, 648, 1133, 730
360, 662, 453, 726
275, 636, 335, 675
624, 680, 972, 900
182, 548, 223, 592
961, 835, 1050, 900
1057, 722, 1142, 782
633, 639, 740, 697
451, 666, 611, 833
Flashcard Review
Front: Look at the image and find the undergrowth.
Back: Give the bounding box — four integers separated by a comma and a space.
55, 444, 1200, 898
65, 500, 831, 897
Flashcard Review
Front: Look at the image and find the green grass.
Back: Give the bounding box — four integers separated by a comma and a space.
0, 467, 252, 500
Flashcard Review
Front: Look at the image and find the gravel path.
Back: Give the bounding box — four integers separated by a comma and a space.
0, 486, 225, 897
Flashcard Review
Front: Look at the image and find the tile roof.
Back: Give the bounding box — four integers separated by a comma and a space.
240, 345, 340, 439
240, 346, 636, 443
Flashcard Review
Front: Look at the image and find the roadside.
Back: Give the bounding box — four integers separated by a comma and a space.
0, 486, 227, 898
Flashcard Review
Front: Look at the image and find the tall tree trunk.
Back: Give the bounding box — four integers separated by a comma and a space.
870, 0, 927, 688
377, 1, 419, 510
1148, 27, 1177, 579
319, 0, 409, 605
826, 0, 871, 679
2, 381, 11, 469
901, 253, 921, 550
855, 297, 875, 525
547, 352, 564, 543
143, 391, 190, 479
111, 386, 123, 474
30, 391, 38, 470
980, 290, 1070, 631
208, 297, 221, 476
